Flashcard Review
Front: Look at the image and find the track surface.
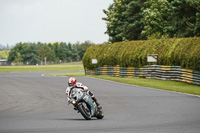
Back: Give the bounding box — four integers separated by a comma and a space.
0, 72, 200, 133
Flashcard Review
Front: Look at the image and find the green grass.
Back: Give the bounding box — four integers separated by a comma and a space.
90, 75, 200, 96
0, 62, 84, 72
45, 72, 200, 96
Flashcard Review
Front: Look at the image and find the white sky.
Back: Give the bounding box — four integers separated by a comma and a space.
0, 0, 113, 46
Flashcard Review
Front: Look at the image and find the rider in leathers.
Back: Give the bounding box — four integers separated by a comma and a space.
65, 77, 101, 109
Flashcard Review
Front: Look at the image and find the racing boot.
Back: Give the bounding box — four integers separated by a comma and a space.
88, 91, 102, 109
92, 96, 102, 109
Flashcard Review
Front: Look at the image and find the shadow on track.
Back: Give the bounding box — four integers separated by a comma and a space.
53, 118, 99, 121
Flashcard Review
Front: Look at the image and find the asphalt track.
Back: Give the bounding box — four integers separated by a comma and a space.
0, 72, 200, 133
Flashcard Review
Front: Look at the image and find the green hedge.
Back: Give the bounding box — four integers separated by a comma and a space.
82, 37, 200, 70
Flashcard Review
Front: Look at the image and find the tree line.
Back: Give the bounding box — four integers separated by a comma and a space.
0, 50, 10, 59
103, 0, 200, 43
7, 41, 94, 65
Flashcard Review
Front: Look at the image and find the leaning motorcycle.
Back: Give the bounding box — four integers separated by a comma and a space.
68, 88, 104, 120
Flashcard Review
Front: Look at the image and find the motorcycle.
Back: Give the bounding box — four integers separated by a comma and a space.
68, 88, 104, 120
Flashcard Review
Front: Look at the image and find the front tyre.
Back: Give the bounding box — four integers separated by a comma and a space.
77, 103, 91, 120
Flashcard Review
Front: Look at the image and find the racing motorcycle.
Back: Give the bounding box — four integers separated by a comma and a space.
68, 88, 104, 120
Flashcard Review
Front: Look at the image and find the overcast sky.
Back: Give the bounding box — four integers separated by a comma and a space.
0, 0, 113, 46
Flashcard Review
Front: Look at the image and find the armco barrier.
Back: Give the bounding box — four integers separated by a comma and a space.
170, 66, 181, 81
127, 67, 134, 78
143, 65, 160, 78
102, 65, 108, 75
120, 67, 127, 77
107, 66, 114, 76
139, 68, 144, 78
94, 67, 101, 75
85, 65, 200, 85
193, 70, 200, 85
143, 65, 182, 81
181, 69, 193, 84
114, 65, 120, 77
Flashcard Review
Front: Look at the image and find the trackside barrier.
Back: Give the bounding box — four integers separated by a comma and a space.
94, 67, 101, 75
85, 65, 200, 85
143, 65, 182, 81
193, 70, 200, 85
127, 67, 134, 78
114, 65, 120, 77
136, 67, 144, 78
181, 69, 193, 84
120, 67, 144, 78
107, 66, 114, 76
102, 65, 108, 75
139, 68, 144, 78
120, 67, 127, 77
143, 65, 160, 78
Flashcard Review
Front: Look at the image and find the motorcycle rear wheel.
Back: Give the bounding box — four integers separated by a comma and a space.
77, 103, 92, 120
96, 109, 104, 119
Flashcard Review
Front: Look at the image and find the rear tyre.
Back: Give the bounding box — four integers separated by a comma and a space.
77, 103, 91, 120
96, 109, 104, 119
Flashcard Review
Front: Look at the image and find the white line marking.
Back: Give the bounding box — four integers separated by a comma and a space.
41, 74, 67, 78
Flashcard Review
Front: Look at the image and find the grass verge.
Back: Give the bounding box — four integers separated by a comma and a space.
0, 62, 84, 72
90, 75, 200, 96
47, 73, 200, 96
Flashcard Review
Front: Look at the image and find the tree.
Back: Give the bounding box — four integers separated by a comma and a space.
78, 41, 95, 59
8, 43, 41, 65
189, 0, 200, 36
103, 0, 125, 42
103, 0, 148, 42
169, 0, 196, 37
142, 0, 172, 39
8, 41, 94, 64
24, 43, 41, 65
122, 0, 147, 40
13, 52, 23, 64
7, 42, 28, 63
102, 0, 200, 41
37, 44, 56, 63
70, 43, 80, 61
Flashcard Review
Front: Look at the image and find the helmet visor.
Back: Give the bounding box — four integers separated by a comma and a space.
68, 83, 75, 86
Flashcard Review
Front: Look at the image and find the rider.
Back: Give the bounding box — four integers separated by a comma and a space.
65, 77, 101, 109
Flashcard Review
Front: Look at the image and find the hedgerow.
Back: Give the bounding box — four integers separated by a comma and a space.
82, 37, 200, 70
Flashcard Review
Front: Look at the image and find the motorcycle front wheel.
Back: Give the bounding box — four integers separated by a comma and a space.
77, 102, 91, 120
